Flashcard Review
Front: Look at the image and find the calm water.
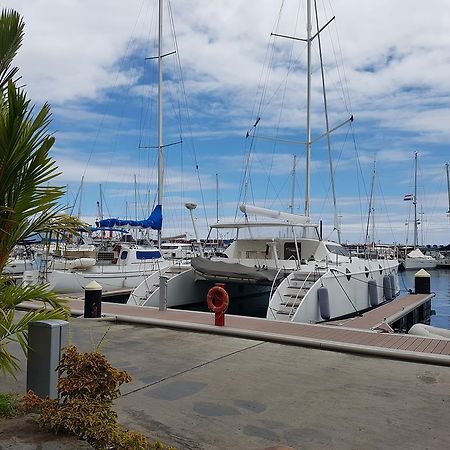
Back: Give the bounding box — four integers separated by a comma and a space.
398, 269, 450, 330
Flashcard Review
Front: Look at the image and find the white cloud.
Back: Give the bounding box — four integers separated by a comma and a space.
4, 0, 450, 242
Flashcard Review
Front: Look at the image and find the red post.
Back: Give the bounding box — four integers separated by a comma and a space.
206, 283, 229, 327
215, 311, 225, 326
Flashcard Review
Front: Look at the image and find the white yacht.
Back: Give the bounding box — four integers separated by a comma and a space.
402, 248, 437, 270
24, 242, 171, 294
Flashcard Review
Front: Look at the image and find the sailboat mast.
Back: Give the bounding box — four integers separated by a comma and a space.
99, 184, 103, 219
157, 0, 164, 247
304, 0, 312, 218
216, 172, 219, 243
365, 159, 376, 247
413, 151, 418, 248
446, 162, 450, 216
290, 155, 297, 215
77, 175, 84, 219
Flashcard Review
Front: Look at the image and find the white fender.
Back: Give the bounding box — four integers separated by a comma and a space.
408, 323, 450, 340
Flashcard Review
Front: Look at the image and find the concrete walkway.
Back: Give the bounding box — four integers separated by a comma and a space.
2, 313, 450, 449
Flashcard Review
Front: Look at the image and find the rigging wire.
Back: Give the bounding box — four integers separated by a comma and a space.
79, 0, 152, 218
167, 0, 209, 231
236, 0, 288, 219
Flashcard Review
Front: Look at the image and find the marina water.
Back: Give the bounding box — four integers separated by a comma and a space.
398, 269, 450, 330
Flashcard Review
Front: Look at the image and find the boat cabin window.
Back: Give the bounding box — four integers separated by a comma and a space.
120, 251, 128, 260
326, 244, 350, 257
136, 250, 162, 260
284, 242, 301, 260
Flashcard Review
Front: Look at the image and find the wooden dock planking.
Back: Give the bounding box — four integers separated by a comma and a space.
382, 334, 407, 349
328, 293, 434, 330
423, 339, 447, 354
440, 341, 450, 355
20, 295, 450, 362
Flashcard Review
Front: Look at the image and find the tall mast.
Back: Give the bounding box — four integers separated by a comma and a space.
365, 159, 376, 247
216, 173, 219, 243
77, 175, 84, 219
290, 154, 297, 214
99, 184, 103, 220
446, 162, 450, 217
157, 0, 164, 248
304, 0, 312, 218
134, 174, 138, 221
413, 151, 418, 248
216, 173, 219, 223
313, 0, 340, 243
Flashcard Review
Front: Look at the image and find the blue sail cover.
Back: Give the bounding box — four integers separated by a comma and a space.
98, 205, 162, 230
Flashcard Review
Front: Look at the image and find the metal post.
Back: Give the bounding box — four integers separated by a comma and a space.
27, 320, 68, 399
414, 269, 430, 294
84, 280, 102, 318
159, 275, 168, 311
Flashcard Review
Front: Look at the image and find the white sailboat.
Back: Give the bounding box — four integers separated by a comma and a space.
402, 152, 437, 270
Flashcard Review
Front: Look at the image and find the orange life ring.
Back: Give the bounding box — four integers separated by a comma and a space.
207, 285, 229, 314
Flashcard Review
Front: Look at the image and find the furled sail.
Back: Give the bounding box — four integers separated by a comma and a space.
97, 205, 162, 230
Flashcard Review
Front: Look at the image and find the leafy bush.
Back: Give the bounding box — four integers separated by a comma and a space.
0, 392, 20, 417
21, 346, 175, 450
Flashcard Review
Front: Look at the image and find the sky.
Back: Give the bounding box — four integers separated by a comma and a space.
4, 0, 450, 245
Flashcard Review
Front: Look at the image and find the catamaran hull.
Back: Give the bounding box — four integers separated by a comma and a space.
129, 266, 269, 315
267, 259, 399, 324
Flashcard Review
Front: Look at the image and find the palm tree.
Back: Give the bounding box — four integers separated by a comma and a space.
0, 9, 84, 376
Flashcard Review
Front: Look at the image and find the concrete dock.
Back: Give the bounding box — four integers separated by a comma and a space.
1, 303, 450, 449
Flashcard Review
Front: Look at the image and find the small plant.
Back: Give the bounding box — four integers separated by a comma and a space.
0, 392, 21, 417
21, 345, 175, 450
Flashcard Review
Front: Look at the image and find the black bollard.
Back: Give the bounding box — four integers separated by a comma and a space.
84, 280, 102, 318
414, 269, 431, 294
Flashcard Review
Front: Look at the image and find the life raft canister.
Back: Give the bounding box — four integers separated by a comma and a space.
206, 284, 229, 314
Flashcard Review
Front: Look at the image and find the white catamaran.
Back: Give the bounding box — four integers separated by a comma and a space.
130, 0, 400, 322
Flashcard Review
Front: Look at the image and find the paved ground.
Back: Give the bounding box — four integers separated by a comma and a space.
1, 314, 450, 449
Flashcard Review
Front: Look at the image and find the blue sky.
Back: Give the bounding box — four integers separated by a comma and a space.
5, 0, 450, 245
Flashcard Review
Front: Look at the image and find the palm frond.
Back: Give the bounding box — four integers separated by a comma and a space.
0, 345, 19, 377
0, 9, 24, 91
0, 81, 86, 271
0, 280, 69, 312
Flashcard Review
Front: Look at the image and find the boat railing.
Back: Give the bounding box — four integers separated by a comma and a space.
129, 259, 178, 306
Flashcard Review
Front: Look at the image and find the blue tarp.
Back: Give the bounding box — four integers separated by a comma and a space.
97, 205, 162, 230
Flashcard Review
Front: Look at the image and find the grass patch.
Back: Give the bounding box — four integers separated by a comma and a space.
0, 392, 21, 418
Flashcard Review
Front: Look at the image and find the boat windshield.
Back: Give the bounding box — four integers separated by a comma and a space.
326, 244, 350, 257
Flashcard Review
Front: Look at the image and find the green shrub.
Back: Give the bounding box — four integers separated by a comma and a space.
21, 346, 175, 450
0, 392, 21, 417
